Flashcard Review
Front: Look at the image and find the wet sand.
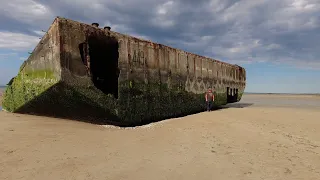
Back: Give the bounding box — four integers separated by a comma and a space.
240, 93, 320, 109
1, 93, 320, 180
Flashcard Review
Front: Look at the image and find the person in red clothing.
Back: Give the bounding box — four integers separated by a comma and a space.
205, 88, 215, 111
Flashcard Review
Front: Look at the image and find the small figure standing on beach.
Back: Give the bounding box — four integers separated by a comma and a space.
205, 88, 215, 112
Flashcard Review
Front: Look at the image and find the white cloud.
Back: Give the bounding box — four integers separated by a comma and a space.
33, 30, 46, 36
0, 31, 39, 50
291, 0, 320, 11
0, 0, 52, 23
152, 1, 177, 28
0, 0, 319, 70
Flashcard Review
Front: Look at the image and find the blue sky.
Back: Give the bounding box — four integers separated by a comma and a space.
0, 0, 319, 93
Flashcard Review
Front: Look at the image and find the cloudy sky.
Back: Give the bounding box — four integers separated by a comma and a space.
0, 0, 319, 93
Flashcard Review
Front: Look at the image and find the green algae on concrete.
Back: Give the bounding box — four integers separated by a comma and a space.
2, 69, 58, 112
237, 91, 244, 102
2, 73, 232, 126
3, 73, 121, 124
116, 80, 229, 125
17, 82, 120, 124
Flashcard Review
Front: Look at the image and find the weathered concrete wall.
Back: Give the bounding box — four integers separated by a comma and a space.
2, 18, 61, 112
3, 17, 246, 126
22, 18, 61, 76
55, 17, 246, 124
115, 35, 246, 95
55, 17, 246, 96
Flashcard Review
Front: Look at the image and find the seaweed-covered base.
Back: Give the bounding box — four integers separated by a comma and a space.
3, 74, 234, 126
15, 82, 120, 125
117, 81, 228, 126
237, 91, 244, 102
2, 70, 58, 112
3, 81, 119, 125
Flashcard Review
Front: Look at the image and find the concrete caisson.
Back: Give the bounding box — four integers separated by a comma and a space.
2, 17, 246, 126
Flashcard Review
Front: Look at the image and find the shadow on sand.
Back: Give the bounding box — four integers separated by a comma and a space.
1, 102, 254, 128
219, 102, 254, 109
124, 102, 255, 127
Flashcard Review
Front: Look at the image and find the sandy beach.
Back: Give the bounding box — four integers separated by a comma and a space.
1, 93, 320, 180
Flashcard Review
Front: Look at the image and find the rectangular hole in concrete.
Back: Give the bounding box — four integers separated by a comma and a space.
87, 35, 119, 99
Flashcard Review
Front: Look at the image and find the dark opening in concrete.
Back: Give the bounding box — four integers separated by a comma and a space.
235, 88, 238, 100
227, 87, 237, 103
87, 35, 119, 99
